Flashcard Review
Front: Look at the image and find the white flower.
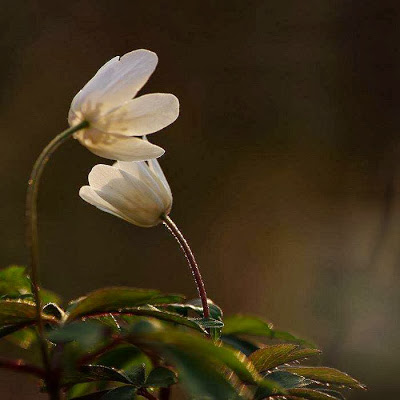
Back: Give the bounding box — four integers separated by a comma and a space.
79, 152, 172, 227
68, 49, 179, 161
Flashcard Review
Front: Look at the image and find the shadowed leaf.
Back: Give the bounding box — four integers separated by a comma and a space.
100, 386, 137, 399
145, 367, 178, 388
62, 364, 133, 386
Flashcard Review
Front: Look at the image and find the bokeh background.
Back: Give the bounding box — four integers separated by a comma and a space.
1, 0, 399, 398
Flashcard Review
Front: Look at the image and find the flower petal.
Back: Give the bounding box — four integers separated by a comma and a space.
88, 165, 165, 227
79, 185, 128, 221
114, 160, 172, 211
70, 49, 158, 117
93, 93, 179, 136
74, 128, 165, 161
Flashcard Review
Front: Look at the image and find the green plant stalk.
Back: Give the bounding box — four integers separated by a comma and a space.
162, 215, 210, 319
25, 120, 89, 398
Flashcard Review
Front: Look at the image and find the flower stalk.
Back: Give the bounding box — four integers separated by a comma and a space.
25, 120, 89, 391
161, 215, 210, 319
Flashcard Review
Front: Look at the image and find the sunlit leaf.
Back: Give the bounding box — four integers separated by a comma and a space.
283, 367, 365, 389
223, 315, 274, 336
249, 345, 321, 372
0, 266, 61, 304
67, 287, 184, 320
0, 300, 56, 325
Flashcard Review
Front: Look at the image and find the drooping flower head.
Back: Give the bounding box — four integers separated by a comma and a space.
79, 148, 172, 227
69, 49, 179, 161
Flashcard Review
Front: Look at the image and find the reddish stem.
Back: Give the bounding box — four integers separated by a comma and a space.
161, 215, 210, 319
0, 357, 46, 378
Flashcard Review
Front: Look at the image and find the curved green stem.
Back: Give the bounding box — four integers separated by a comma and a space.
161, 215, 210, 319
25, 121, 88, 391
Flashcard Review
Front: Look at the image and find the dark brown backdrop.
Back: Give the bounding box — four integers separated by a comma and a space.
1, 0, 399, 398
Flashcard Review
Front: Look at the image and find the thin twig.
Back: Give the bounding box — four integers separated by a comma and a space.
137, 388, 159, 400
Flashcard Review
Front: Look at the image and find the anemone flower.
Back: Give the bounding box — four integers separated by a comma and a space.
79, 152, 210, 318
79, 156, 172, 227
68, 49, 179, 161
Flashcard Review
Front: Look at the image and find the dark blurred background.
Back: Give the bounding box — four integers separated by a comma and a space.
1, 0, 399, 398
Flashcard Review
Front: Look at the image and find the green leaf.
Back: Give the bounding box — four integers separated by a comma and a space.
124, 363, 146, 387
95, 344, 152, 377
48, 321, 107, 348
119, 306, 206, 333
145, 367, 178, 388
0, 300, 56, 325
288, 388, 342, 400
222, 335, 260, 356
4, 327, 37, 349
283, 367, 365, 389
195, 317, 224, 329
165, 348, 240, 399
0, 266, 61, 304
0, 266, 31, 295
223, 315, 274, 336
223, 315, 314, 347
62, 365, 133, 386
249, 345, 321, 372
67, 287, 184, 320
183, 298, 224, 320
266, 371, 312, 389
100, 386, 137, 399
70, 390, 110, 399
128, 325, 273, 387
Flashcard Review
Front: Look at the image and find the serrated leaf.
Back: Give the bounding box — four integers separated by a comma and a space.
283, 367, 365, 389
66, 287, 184, 320
266, 371, 312, 389
62, 364, 133, 386
100, 386, 137, 399
0, 300, 56, 325
250, 345, 321, 372
288, 388, 342, 400
145, 367, 178, 388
